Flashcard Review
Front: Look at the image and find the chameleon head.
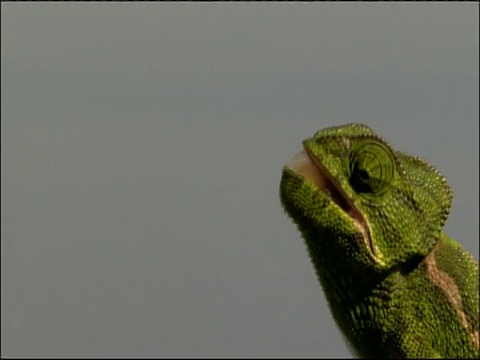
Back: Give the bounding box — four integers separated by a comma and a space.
280, 123, 453, 273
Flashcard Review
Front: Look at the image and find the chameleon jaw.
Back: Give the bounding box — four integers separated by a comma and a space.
286, 146, 377, 258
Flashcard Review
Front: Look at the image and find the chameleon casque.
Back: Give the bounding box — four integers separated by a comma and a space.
279, 123, 479, 358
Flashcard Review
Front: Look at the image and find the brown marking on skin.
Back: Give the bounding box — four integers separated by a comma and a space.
425, 244, 479, 350
473, 329, 479, 350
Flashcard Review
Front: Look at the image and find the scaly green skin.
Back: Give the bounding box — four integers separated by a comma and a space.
279, 124, 479, 358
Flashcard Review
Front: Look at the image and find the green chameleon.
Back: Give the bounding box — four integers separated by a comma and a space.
279, 123, 479, 358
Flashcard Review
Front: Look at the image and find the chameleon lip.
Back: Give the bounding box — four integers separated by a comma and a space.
287, 146, 376, 256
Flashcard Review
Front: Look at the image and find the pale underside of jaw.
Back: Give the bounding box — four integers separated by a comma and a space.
285, 148, 375, 256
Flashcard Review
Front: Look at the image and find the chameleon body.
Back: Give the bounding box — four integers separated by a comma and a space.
279, 123, 479, 358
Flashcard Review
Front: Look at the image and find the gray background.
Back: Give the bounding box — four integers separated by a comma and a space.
1, 3, 478, 358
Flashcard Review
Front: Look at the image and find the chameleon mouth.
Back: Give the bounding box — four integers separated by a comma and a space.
286, 146, 375, 256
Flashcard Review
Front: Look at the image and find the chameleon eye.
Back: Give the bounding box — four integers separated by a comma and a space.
348, 140, 395, 196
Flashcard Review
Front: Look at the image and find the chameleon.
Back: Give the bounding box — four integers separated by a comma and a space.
279, 123, 479, 358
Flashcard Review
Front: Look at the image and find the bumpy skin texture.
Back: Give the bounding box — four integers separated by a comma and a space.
279, 124, 479, 358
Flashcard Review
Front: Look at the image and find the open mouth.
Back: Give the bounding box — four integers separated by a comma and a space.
285, 145, 375, 256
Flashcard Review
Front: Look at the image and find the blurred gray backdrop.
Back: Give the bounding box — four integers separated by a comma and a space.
2, 3, 478, 358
